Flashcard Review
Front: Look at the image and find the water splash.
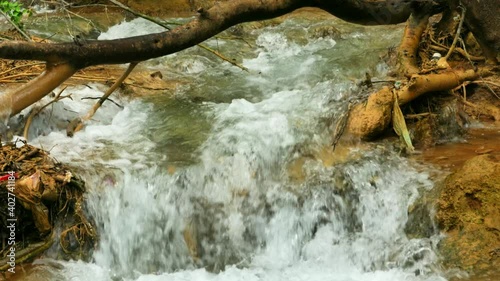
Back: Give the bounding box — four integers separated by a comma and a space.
98, 18, 167, 40
21, 16, 448, 281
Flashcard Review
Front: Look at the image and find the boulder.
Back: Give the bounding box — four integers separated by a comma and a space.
436, 154, 500, 273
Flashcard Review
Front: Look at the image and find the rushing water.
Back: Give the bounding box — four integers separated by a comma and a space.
6, 15, 449, 281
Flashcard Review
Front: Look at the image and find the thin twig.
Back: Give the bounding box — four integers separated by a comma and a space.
0, 10, 32, 41
458, 38, 500, 100
0, 35, 12, 41
215, 35, 253, 47
83, 62, 136, 119
23, 87, 70, 140
108, 0, 172, 29
462, 83, 467, 101
0, 73, 40, 82
80, 97, 123, 108
470, 80, 500, 100
63, 8, 98, 31
475, 81, 500, 88
72, 74, 111, 80
404, 112, 437, 119
197, 43, 249, 71
444, 6, 466, 61
429, 45, 484, 61
0, 62, 45, 77
371, 79, 397, 84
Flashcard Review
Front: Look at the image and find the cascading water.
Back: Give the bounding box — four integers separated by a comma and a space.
10, 16, 448, 281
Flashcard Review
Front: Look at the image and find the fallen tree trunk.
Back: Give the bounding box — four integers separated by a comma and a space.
0, 0, 439, 118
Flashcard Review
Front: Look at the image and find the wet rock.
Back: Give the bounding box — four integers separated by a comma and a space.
436, 154, 500, 273
405, 199, 437, 239
309, 25, 341, 40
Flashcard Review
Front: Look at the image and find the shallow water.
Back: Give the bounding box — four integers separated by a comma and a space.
3, 15, 456, 281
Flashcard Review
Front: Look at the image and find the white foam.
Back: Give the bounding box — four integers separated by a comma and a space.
98, 18, 167, 40
18, 16, 449, 281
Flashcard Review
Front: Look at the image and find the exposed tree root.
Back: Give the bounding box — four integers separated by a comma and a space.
347, 68, 484, 139
347, 0, 499, 142
1, 63, 78, 117
397, 11, 429, 77
398, 69, 480, 104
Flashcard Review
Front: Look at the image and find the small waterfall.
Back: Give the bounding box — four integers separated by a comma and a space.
84, 146, 444, 280
18, 16, 447, 281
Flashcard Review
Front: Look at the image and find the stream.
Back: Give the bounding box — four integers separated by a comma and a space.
5, 14, 452, 281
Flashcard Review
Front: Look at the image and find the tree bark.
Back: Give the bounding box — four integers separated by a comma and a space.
397, 10, 429, 77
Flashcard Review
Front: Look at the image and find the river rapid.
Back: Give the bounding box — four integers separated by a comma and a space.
5, 13, 454, 281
